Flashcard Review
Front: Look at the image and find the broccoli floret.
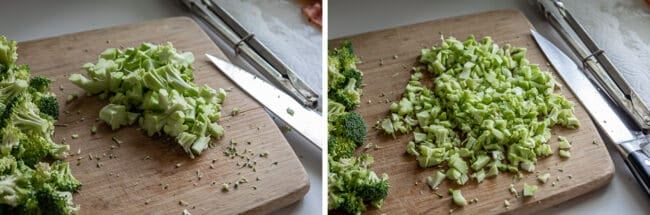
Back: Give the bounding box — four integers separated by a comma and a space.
333, 78, 361, 111
328, 136, 357, 160
338, 193, 365, 215
0, 174, 32, 207
328, 101, 346, 116
0, 79, 28, 103
3, 96, 54, 136
28, 76, 51, 93
328, 55, 345, 90
35, 185, 79, 215
0, 36, 18, 70
342, 69, 362, 88
47, 162, 81, 193
328, 154, 390, 215
13, 133, 69, 166
330, 112, 367, 146
36, 96, 59, 120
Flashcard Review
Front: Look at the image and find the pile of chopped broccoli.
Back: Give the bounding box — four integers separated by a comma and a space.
69, 43, 227, 158
378, 36, 579, 187
328, 41, 389, 214
1, 36, 79, 214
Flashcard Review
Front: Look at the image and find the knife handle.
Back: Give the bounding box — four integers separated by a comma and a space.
625, 150, 650, 195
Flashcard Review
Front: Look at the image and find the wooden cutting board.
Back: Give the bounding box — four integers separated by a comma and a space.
16, 17, 309, 214
330, 9, 614, 215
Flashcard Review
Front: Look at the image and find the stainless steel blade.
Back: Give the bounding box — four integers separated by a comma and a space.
530, 30, 636, 146
206, 54, 323, 149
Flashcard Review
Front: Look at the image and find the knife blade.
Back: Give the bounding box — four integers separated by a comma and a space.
531, 30, 650, 195
206, 54, 323, 150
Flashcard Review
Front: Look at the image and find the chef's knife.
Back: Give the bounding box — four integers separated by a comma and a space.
206, 54, 323, 150
531, 30, 650, 195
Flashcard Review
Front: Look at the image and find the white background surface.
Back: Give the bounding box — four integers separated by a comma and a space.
0, 0, 322, 214
329, 0, 649, 215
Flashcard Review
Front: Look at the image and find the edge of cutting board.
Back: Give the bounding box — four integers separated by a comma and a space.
329, 9, 614, 215
17, 16, 310, 214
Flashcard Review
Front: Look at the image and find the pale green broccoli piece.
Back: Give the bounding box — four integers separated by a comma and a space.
449, 188, 467, 207
99, 104, 139, 130
523, 183, 538, 197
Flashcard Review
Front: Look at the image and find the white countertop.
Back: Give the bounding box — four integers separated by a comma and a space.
0, 0, 322, 214
329, 0, 649, 214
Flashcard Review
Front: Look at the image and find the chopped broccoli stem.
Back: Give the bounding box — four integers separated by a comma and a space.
426, 171, 446, 189
559, 150, 571, 159
449, 188, 467, 207
558, 136, 572, 149
537, 173, 551, 183
523, 183, 538, 197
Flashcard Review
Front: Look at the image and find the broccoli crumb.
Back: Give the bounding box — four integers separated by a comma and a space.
182, 209, 191, 215
91, 125, 97, 134
559, 150, 571, 159
66, 94, 77, 103
286, 107, 295, 116
231, 107, 240, 116
111, 136, 123, 145
537, 173, 551, 184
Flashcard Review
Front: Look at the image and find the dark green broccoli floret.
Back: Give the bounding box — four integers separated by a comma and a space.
36, 96, 59, 120
338, 193, 366, 215
12, 133, 69, 166
342, 69, 362, 88
35, 185, 79, 215
330, 112, 367, 146
28, 76, 52, 93
0, 79, 28, 103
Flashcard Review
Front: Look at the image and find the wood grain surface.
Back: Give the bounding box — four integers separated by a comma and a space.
16, 17, 309, 215
330, 9, 614, 215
